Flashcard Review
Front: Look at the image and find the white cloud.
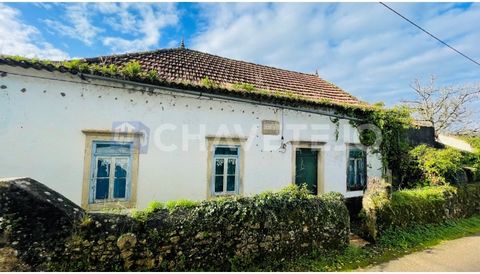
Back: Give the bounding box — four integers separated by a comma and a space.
0, 4, 68, 60
102, 3, 179, 53
96, 3, 140, 35
42, 3, 179, 53
191, 3, 480, 105
44, 3, 102, 46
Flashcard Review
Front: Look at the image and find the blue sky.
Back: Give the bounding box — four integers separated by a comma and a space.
1, 2, 479, 107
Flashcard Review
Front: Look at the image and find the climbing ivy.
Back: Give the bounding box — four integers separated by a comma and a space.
344, 105, 413, 186
329, 117, 340, 141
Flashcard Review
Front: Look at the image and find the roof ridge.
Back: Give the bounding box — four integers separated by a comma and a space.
83, 48, 177, 62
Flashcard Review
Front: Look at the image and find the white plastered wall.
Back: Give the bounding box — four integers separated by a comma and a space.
0, 65, 383, 209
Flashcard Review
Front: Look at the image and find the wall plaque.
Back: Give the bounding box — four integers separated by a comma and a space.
262, 120, 280, 135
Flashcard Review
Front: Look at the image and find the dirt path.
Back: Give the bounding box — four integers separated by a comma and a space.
364, 233, 480, 272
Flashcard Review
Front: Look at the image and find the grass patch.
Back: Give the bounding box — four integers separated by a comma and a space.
250, 215, 480, 271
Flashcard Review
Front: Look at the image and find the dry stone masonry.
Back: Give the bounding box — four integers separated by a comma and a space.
0, 177, 350, 271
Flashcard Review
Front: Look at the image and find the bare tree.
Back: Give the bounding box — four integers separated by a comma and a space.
404, 76, 480, 136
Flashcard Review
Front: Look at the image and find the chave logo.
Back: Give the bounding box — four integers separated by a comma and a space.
112, 121, 150, 154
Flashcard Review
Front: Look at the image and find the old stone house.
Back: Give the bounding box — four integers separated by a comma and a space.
0, 47, 382, 210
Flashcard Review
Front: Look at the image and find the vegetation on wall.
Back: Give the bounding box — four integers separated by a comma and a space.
258, 215, 480, 271
348, 105, 413, 186
1, 180, 350, 271
362, 182, 480, 241
4, 177, 480, 272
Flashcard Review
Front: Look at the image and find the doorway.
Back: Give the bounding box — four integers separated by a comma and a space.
295, 148, 319, 195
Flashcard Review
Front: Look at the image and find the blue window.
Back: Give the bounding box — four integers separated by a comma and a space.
90, 141, 132, 203
212, 145, 239, 195
347, 147, 367, 191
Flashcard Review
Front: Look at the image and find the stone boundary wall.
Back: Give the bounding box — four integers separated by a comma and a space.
363, 183, 480, 240
0, 178, 350, 271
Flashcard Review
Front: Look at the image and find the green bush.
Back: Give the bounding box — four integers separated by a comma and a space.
463, 136, 480, 152
363, 183, 480, 240
460, 137, 480, 180
407, 145, 464, 186
401, 141, 480, 187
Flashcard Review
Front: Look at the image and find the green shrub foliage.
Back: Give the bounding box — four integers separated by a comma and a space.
362, 183, 480, 240
2, 182, 350, 271
408, 145, 464, 185
399, 142, 480, 187
461, 136, 480, 181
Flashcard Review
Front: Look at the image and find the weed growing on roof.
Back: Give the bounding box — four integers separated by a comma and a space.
89, 64, 102, 74
232, 82, 256, 92
2, 55, 371, 111
282, 90, 298, 99
146, 69, 158, 81
200, 76, 218, 89
120, 61, 142, 78
61, 59, 90, 72
99, 64, 119, 76
3, 55, 45, 64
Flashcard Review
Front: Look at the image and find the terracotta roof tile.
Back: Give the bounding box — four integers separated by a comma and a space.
85, 48, 362, 105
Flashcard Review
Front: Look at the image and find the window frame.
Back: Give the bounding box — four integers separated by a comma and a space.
89, 141, 133, 204
346, 145, 367, 192
206, 136, 246, 198
81, 130, 141, 210
212, 145, 240, 196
